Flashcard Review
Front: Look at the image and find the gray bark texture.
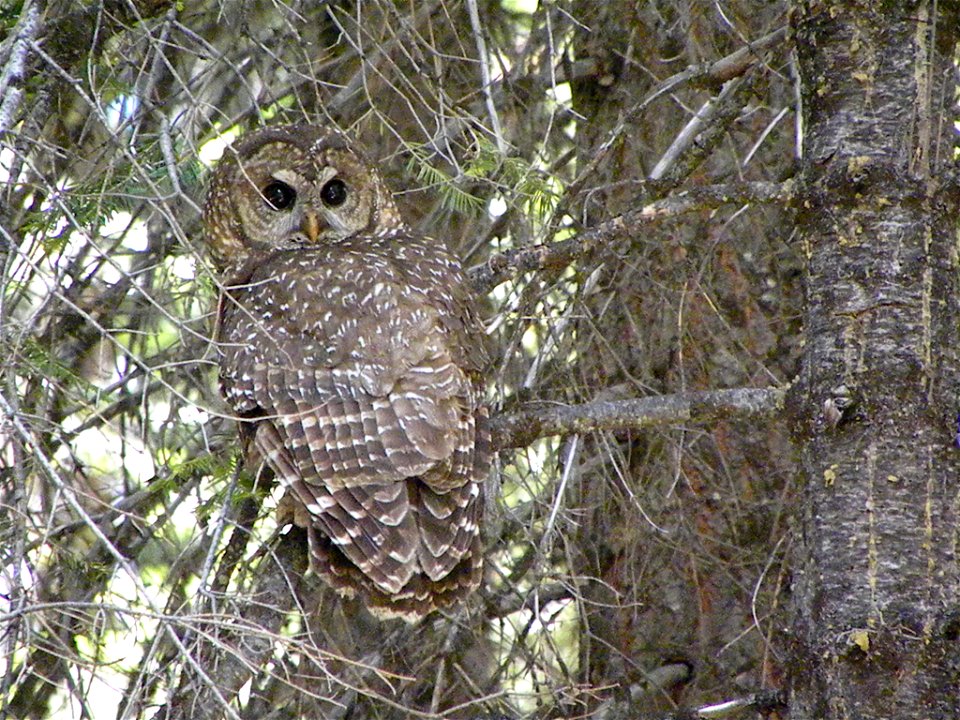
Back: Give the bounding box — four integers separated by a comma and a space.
788, 2, 960, 717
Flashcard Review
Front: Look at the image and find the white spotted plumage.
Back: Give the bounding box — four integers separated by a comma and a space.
204, 125, 490, 620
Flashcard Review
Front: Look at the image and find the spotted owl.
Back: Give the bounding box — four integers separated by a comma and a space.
202, 124, 491, 620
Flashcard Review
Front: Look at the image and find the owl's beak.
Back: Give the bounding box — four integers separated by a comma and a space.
300, 211, 321, 242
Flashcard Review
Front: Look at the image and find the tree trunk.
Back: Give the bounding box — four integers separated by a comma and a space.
788, 2, 960, 717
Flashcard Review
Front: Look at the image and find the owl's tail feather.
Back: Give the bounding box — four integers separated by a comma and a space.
308, 519, 483, 621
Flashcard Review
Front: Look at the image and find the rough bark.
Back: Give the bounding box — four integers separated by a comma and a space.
788, 2, 960, 717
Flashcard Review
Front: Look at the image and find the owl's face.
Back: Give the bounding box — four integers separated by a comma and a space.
203, 125, 403, 271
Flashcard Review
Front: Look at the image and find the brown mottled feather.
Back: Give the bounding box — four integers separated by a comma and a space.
215, 227, 489, 619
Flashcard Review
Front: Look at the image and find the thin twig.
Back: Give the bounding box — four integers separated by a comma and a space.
466, 0, 508, 155
651, 76, 746, 180
545, 26, 788, 231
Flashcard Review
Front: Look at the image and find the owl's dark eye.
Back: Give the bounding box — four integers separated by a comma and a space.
262, 180, 297, 211
320, 178, 348, 207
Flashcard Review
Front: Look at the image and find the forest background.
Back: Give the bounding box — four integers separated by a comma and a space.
2, 2, 959, 718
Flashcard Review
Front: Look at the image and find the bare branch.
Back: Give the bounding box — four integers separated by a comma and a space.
657, 26, 788, 91
650, 75, 748, 180
0, 0, 40, 136
592, 682, 785, 720
649, 66, 763, 188
491, 387, 786, 450
471, 180, 794, 291
161, 533, 309, 720
542, 25, 789, 232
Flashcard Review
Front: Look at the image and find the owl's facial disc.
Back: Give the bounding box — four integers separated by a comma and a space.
257, 164, 367, 244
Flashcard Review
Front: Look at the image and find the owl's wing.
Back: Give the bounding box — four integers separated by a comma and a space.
217, 245, 488, 610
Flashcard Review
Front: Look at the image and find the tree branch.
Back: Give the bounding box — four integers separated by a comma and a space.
0, 0, 40, 137
650, 71, 754, 182
491, 386, 786, 450
161, 531, 309, 720
653, 26, 788, 97
470, 179, 794, 291
593, 687, 787, 720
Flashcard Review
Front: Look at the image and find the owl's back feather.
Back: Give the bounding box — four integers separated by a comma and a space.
216, 231, 490, 619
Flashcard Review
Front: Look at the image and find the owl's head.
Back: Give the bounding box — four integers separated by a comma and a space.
202, 124, 404, 271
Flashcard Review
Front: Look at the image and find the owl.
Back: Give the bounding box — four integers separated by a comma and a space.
202, 124, 491, 620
